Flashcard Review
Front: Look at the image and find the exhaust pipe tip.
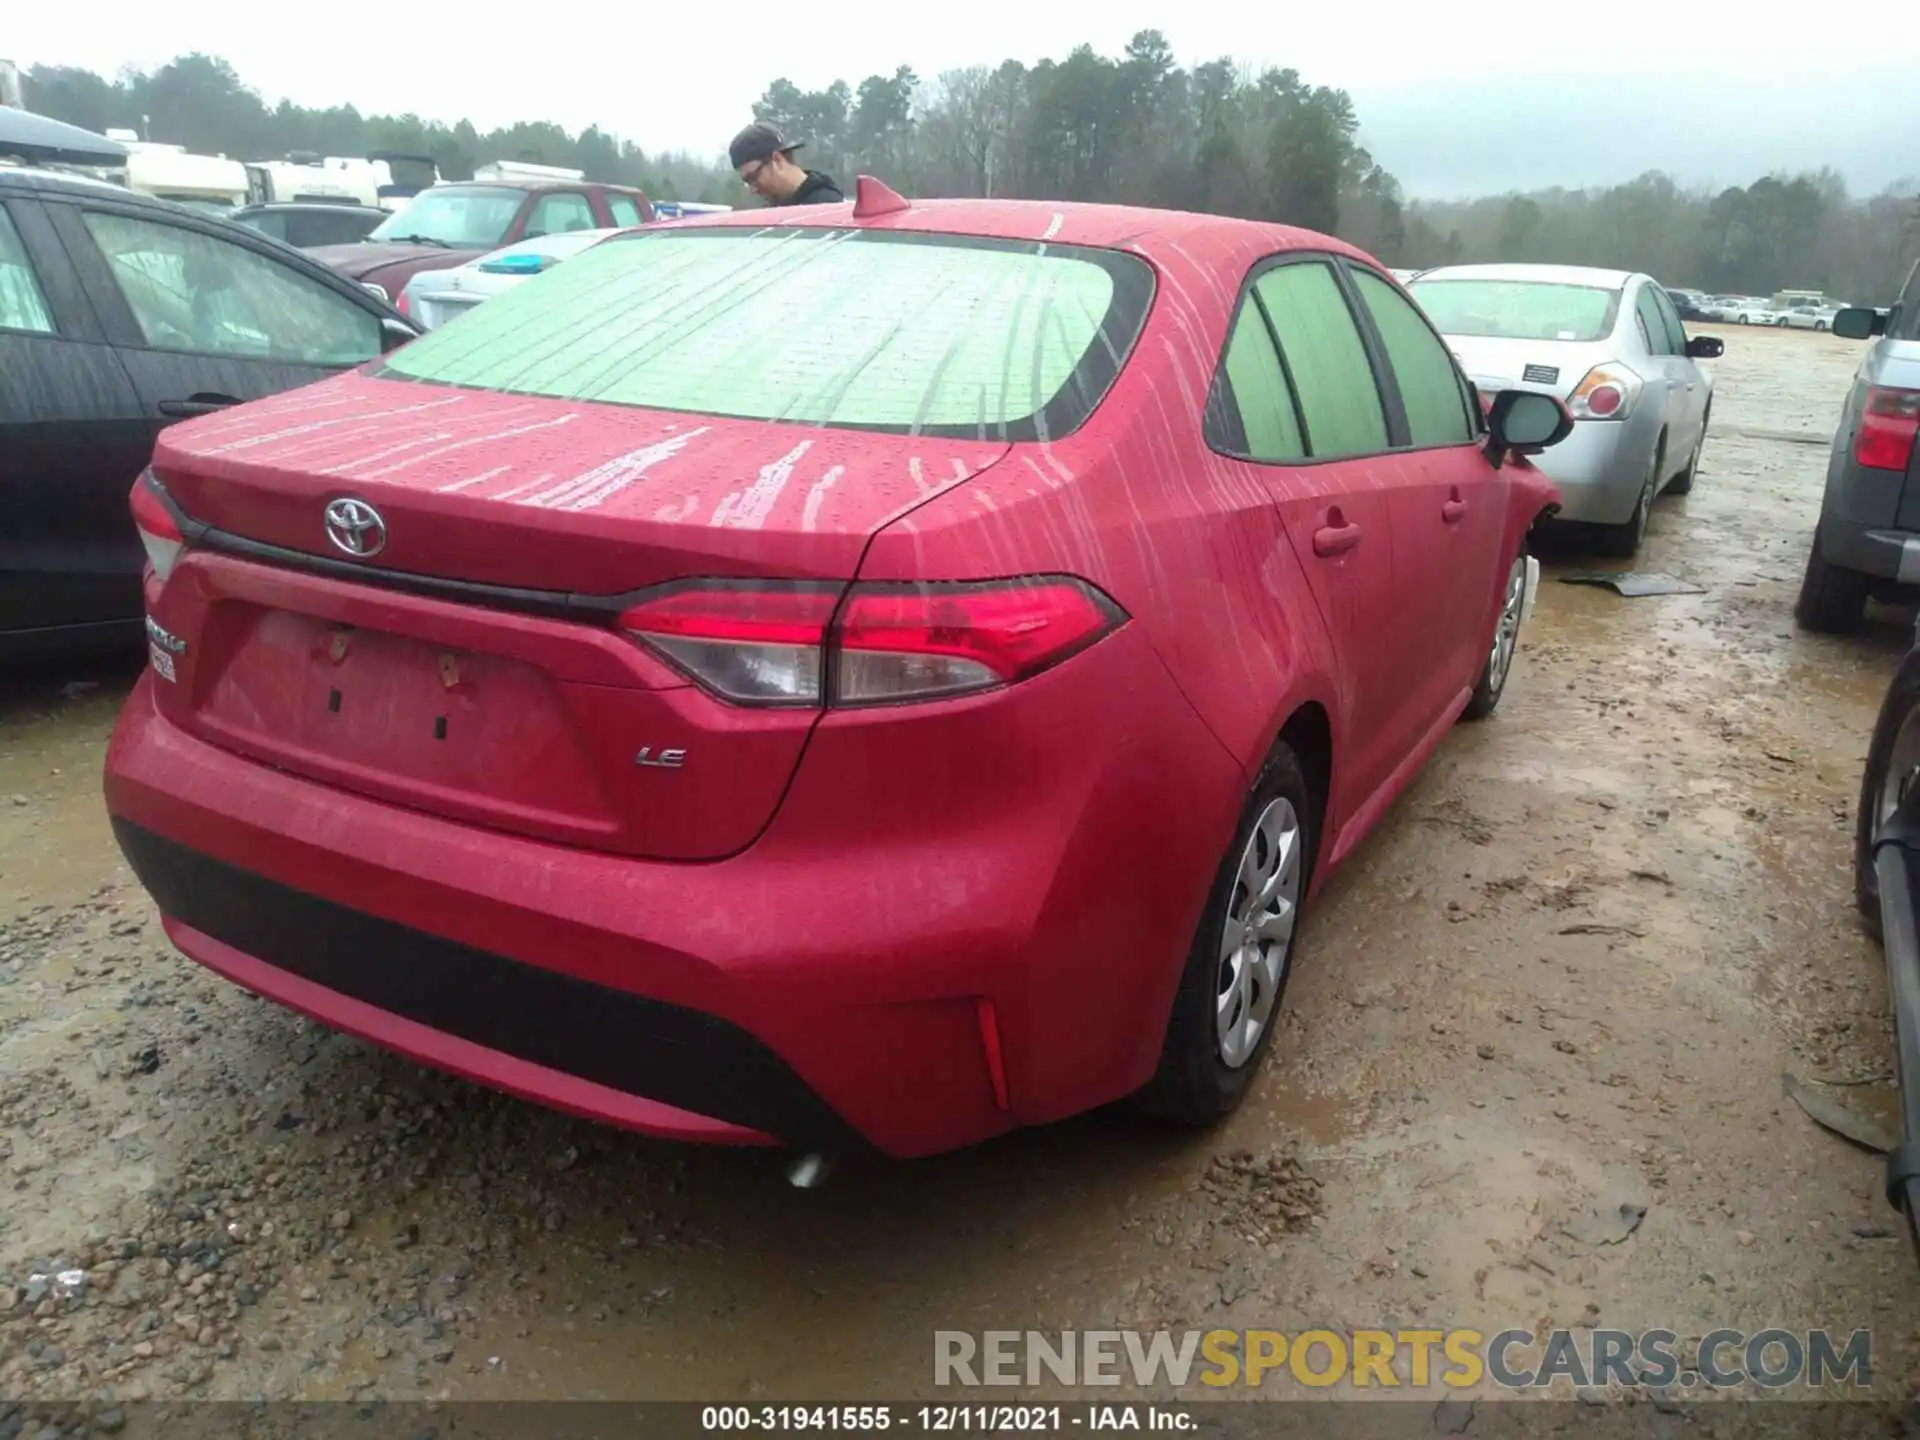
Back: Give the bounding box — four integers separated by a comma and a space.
786, 1152, 831, 1189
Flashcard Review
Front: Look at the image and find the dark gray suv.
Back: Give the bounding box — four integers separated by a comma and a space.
1796, 258, 1920, 632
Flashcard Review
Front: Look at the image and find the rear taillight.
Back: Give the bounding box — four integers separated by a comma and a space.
1567, 363, 1641, 420
620, 583, 837, 705
618, 577, 1127, 708
129, 470, 185, 583
1856, 386, 1920, 472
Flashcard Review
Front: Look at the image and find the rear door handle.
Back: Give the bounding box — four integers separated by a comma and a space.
1313, 522, 1363, 556
157, 394, 241, 418
1442, 499, 1467, 522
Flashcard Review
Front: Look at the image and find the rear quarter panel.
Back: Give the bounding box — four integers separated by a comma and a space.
856, 234, 1344, 797
853, 234, 1352, 1108
1825, 338, 1920, 529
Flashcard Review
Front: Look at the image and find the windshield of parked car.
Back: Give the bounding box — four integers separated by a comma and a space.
367, 186, 523, 249
375, 227, 1156, 441
1408, 277, 1619, 342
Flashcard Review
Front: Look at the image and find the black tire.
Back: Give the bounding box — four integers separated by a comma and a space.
1135, 743, 1317, 1126
1667, 407, 1708, 496
1854, 646, 1920, 939
1592, 438, 1664, 558
1462, 549, 1528, 721
1794, 522, 1869, 633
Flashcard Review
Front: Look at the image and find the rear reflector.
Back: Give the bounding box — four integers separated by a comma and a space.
129, 471, 185, 583
1857, 386, 1920, 472
619, 576, 1126, 708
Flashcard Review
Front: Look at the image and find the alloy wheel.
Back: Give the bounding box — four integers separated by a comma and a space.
1487, 558, 1526, 696
1215, 798, 1302, 1068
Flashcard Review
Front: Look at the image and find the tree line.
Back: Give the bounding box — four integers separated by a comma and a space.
18, 45, 1919, 302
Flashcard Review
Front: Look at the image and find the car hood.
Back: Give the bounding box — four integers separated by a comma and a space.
307, 241, 484, 279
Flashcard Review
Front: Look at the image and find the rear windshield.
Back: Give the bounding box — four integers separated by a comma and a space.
374, 227, 1156, 441
1409, 278, 1619, 343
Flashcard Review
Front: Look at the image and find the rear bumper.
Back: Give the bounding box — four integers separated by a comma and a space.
114, 818, 841, 1149
1528, 417, 1655, 526
103, 626, 1242, 1158
1820, 515, 1920, 583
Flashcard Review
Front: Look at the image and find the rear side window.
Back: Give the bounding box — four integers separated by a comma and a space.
528, 193, 595, 236
1211, 301, 1306, 461
82, 210, 380, 365
607, 195, 644, 227
295, 211, 380, 247
1253, 262, 1387, 458
1635, 287, 1674, 355
1890, 260, 1920, 342
1348, 268, 1473, 448
0, 207, 55, 335
238, 211, 288, 243
377, 229, 1156, 442
1649, 286, 1687, 351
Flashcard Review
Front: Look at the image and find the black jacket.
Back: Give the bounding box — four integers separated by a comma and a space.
779, 170, 844, 206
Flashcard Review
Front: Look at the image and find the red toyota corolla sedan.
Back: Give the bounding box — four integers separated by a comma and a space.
103, 182, 1570, 1163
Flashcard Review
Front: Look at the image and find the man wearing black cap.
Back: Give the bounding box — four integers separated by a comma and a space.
728, 122, 844, 207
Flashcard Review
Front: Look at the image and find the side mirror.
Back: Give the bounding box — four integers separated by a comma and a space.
1686, 335, 1724, 359
380, 317, 418, 352
1833, 307, 1885, 341
1484, 389, 1573, 468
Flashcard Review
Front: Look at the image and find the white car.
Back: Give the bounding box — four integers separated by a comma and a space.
1707, 297, 1773, 324
1409, 262, 1722, 558
1781, 304, 1841, 331
399, 227, 624, 329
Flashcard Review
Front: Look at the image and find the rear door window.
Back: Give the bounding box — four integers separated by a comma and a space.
0, 207, 55, 335
1208, 299, 1306, 461
1253, 261, 1388, 457
1348, 266, 1474, 448
81, 209, 380, 365
290, 210, 380, 247
527, 192, 596, 237
1891, 259, 1920, 341
1649, 286, 1688, 352
238, 210, 288, 243
1636, 286, 1675, 355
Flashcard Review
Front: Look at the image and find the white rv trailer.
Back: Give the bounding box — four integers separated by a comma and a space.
104, 131, 251, 213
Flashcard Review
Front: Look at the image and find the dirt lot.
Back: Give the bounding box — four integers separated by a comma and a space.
4, 322, 1920, 1408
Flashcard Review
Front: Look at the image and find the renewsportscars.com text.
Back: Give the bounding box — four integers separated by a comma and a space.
933, 1328, 1873, 1390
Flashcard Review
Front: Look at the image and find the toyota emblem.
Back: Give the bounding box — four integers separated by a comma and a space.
323, 496, 387, 558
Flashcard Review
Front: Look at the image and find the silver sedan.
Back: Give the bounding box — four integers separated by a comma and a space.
1408, 262, 1723, 557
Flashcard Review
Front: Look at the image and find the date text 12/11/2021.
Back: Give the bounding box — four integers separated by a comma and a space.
700, 1407, 1198, 1431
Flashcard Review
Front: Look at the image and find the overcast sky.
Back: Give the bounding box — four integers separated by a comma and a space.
10, 3, 1918, 199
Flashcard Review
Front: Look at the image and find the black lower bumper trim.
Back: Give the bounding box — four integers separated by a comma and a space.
111, 818, 865, 1152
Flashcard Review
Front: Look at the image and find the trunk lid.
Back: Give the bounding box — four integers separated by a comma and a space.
1439, 336, 1607, 401
147, 371, 1011, 860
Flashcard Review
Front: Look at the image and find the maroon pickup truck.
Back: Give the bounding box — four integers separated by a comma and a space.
309, 176, 654, 307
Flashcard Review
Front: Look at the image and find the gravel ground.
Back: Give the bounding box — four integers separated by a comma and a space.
2, 322, 1918, 1410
